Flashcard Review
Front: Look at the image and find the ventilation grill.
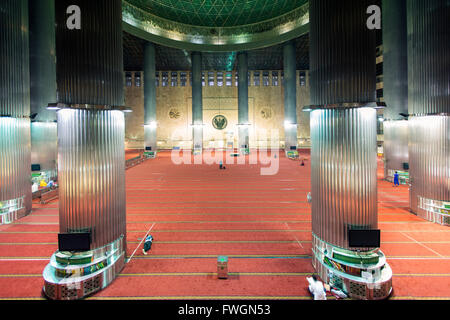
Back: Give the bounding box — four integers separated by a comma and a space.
349, 281, 367, 299
373, 281, 391, 299
61, 285, 79, 300
83, 274, 102, 296
44, 283, 56, 300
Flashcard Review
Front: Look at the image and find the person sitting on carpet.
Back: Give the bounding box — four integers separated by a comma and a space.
142, 235, 153, 255
307, 275, 327, 300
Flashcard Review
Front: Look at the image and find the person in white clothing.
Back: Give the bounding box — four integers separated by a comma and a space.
307, 275, 327, 300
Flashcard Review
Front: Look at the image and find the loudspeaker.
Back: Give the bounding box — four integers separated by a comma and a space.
348, 229, 380, 248
58, 233, 91, 252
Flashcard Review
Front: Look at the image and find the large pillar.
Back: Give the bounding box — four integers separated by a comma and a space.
237, 52, 249, 154
144, 42, 157, 153
283, 40, 298, 151
29, 0, 58, 180
0, 0, 32, 225
382, 0, 409, 181
43, 0, 127, 300
192, 52, 203, 152
408, 0, 450, 226
309, 0, 392, 299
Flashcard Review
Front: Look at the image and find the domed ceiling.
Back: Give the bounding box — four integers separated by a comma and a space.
125, 0, 307, 27
122, 0, 309, 51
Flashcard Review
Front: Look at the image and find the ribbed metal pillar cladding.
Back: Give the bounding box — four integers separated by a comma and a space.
144, 42, 157, 151
0, 0, 32, 218
29, 0, 57, 177
144, 43, 156, 125
0, 0, 30, 118
192, 52, 203, 149
383, 120, 409, 179
29, 0, 57, 122
311, 108, 378, 250
309, 0, 376, 106
382, 0, 408, 121
310, 0, 378, 250
0, 118, 32, 214
238, 52, 249, 149
407, 0, 450, 217
54, 0, 124, 106
43, 0, 126, 300
283, 40, 297, 149
57, 109, 126, 249
382, 0, 409, 181
409, 116, 450, 215
407, 0, 450, 116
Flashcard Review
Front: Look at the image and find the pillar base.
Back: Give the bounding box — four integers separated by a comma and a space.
193, 148, 202, 156
415, 196, 450, 227
144, 150, 157, 159
43, 236, 125, 300
312, 234, 392, 300
239, 148, 250, 155
0, 196, 27, 225
285, 150, 299, 159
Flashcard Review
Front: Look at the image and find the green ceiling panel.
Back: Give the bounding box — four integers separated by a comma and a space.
126, 0, 308, 27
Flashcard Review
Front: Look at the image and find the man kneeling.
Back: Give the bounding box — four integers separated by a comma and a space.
142, 235, 153, 255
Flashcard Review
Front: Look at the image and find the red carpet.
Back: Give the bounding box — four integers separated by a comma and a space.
0, 150, 449, 300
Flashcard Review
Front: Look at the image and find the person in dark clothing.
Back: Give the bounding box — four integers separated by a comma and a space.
142, 235, 153, 255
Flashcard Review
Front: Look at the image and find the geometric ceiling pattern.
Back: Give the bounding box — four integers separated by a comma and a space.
126, 0, 308, 27
123, 31, 310, 71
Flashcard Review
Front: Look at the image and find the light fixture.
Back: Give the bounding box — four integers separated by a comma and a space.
190, 123, 205, 128
144, 121, 158, 129
284, 121, 297, 129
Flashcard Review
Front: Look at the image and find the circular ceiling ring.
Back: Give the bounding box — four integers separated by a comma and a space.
122, 1, 310, 52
